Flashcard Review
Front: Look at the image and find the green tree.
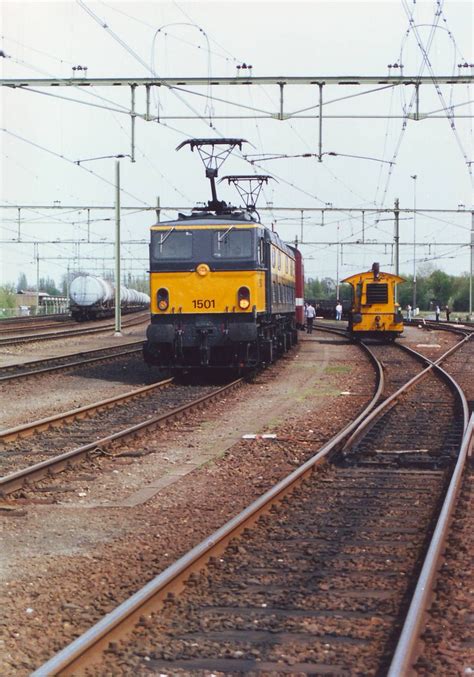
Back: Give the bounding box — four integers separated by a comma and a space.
425, 270, 453, 306
0, 284, 16, 315
451, 274, 469, 311
17, 272, 28, 292
304, 278, 323, 299
38, 277, 60, 296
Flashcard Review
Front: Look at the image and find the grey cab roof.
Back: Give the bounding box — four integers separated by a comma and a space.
152, 214, 294, 255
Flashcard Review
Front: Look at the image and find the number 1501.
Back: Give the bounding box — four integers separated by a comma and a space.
192, 299, 216, 309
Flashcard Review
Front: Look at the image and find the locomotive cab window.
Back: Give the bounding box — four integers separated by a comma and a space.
366, 283, 388, 304
213, 230, 252, 258
152, 230, 193, 260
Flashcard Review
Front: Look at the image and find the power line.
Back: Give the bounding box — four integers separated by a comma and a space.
1, 128, 151, 205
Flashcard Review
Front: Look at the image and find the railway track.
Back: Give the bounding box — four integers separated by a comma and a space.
0, 312, 148, 347
0, 341, 143, 383
406, 318, 474, 333
0, 378, 244, 497
31, 333, 473, 675
0, 315, 73, 335
0, 312, 69, 325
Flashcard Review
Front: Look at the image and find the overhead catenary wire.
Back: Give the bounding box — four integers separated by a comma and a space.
376, 0, 444, 210
1, 128, 151, 206
401, 0, 473, 184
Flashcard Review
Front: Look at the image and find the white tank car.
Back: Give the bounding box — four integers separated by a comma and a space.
69, 275, 114, 306
69, 275, 150, 320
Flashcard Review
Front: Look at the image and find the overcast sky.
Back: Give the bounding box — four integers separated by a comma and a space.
0, 0, 473, 289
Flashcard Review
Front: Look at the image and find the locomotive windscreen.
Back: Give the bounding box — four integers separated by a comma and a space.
213, 230, 252, 258
152, 230, 193, 259
366, 283, 388, 304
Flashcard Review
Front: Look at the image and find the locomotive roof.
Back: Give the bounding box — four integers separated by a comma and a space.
341, 270, 405, 285
152, 216, 259, 228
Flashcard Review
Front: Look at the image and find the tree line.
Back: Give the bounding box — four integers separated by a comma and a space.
305, 266, 471, 311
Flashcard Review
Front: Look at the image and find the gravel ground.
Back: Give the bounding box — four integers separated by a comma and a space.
0, 327, 151, 429
401, 324, 473, 675
415, 465, 473, 676
0, 333, 375, 675
0, 318, 146, 367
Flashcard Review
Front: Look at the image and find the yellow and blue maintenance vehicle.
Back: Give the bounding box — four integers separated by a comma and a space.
342, 262, 405, 340
143, 139, 304, 372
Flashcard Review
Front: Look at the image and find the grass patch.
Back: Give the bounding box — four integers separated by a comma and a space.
325, 365, 352, 374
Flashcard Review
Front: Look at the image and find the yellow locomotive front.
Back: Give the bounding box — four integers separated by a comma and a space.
342, 262, 405, 339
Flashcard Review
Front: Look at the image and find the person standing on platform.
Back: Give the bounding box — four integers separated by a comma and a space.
435, 305, 441, 321
445, 305, 451, 322
335, 301, 343, 321
305, 302, 316, 334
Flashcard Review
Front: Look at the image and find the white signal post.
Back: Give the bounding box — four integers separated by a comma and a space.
470, 210, 474, 319
74, 153, 129, 336
410, 175, 417, 310
114, 159, 122, 336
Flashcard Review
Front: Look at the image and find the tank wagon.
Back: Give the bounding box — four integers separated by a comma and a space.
69, 275, 150, 321
143, 138, 305, 372
342, 262, 404, 340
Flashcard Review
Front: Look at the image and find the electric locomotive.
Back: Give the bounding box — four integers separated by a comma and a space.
342, 262, 404, 340
143, 139, 304, 372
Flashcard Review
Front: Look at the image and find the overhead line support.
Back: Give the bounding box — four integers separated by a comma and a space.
130, 84, 137, 162
2, 75, 473, 87
318, 84, 324, 161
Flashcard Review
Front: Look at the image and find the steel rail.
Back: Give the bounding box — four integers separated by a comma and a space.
0, 379, 244, 497
397, 340, 471, 430
0, 313, 148, 347
0, 343, 143, 384
0, 320, 76, 335
0, 313, 67, 325
31, 342, 385, 676
342, 333, 471, 451
0, 377, 173, 443
388, 413, 474, 676
405, 318, 474, 334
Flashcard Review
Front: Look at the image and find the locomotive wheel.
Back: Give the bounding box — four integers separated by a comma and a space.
261, 339, 273, 365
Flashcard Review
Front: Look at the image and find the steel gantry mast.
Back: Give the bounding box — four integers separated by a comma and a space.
2, 73, 473, 162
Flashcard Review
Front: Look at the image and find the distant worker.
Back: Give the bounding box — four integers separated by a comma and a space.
335, 301, 343, 321
435, 305, 441, 322
406, 304, 412, 321
445, 305, 451, 322
305, 301, 316, 334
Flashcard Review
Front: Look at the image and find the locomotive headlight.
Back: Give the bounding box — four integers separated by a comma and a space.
196, 263, 210, 276
157, 288, 169, 311
238, 286, 251, 310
